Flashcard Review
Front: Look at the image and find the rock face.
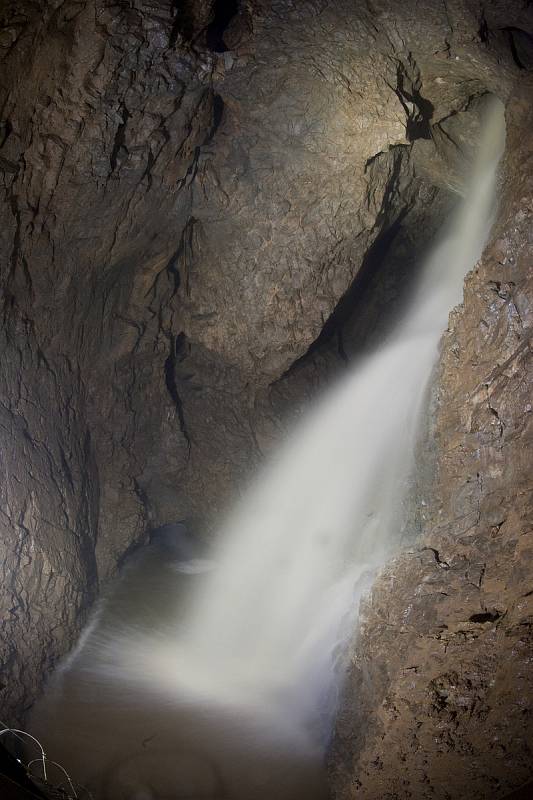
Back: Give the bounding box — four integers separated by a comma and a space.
0, 5, 531, 788
329, 80, 533, 799
0, 0, 214, 721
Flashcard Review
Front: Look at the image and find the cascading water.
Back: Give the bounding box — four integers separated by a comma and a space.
29, 98, 505, 800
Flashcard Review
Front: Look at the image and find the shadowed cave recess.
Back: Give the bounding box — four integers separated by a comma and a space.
0, 1, 532, 799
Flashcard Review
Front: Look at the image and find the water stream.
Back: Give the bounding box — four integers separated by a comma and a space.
30, 98, 505, 800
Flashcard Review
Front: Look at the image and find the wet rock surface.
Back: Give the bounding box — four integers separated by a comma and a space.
0, 0, 213, 720
329, 79, 533, 799
0, 9, 531, 792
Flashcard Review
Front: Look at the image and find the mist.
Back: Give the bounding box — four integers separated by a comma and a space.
28, 98, 505, 800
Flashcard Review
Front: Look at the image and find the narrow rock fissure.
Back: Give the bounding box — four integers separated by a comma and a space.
164, 333, 192, 452
206, 0, 239, 52
469, 611, 501, 624
395, 62, 434, 141
169, 0, 183, 47
109, 106, 130, 173
502, 26, 533, 70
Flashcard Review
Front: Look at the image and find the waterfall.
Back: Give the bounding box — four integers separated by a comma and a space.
29, 98, 505, 800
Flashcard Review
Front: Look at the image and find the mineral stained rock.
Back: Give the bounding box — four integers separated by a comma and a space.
0, 11, 531, 790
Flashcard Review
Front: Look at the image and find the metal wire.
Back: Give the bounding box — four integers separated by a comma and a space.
0, 720, 93, 800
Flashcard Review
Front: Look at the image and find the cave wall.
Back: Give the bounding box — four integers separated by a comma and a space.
0, 0, 531, 750
0, 315, 98, 723
329, 79, 533, 799
0, 0, 213, 721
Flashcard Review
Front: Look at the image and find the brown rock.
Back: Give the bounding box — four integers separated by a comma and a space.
0, 1, 531, 757
329, 77, 533, 800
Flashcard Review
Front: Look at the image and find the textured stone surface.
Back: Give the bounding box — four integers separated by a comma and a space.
0, 0, 213, 721
0, 0, 531, 755
0, 316, 98, 724
329, 78, 533, 800
178, 0, 522, 380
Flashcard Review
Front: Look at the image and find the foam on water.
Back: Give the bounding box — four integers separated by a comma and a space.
29, 99, 505, 800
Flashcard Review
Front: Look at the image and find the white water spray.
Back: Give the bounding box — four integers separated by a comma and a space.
30, 99, 505, 800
